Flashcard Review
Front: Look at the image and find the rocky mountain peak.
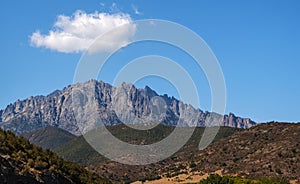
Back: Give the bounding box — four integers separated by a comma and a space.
144, 85, 158, 97
0, 80, 256, 135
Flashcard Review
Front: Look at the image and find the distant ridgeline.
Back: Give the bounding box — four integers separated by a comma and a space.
0, 80, 256, 135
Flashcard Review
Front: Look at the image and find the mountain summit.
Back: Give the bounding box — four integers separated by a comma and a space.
0, 80, 255, 135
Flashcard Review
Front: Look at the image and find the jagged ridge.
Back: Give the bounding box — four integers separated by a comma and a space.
0, 80, 255, 135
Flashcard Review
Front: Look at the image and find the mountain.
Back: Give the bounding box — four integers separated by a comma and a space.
21, 126, 76, 150
0, 128, 111, 184
0, 80, 256, 135
120, 122, 298, 183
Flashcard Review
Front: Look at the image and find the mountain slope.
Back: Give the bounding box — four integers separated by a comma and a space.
55, 124, 239, 167
190, 122, 300, 180
54, 123, 178, 166
83, 123, 299, 183
147, 122, 300, 183
53, 124, 240, 182
0, 80, 256, 135
0, 128, 111, 184
22, 126, 76, 150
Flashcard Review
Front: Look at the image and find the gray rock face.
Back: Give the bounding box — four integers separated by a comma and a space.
0, 80, 256, 135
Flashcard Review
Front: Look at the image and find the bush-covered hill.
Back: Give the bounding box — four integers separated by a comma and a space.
83, 123, 299, 183
189, 122, 300, 180
19, 122, 299, 183
22, 126, 76, 150
198, 174, 289, 184
54, 124, 238, 183
54, 124, 239, 166
0, 128, 111, 184
146, 122, 299, 183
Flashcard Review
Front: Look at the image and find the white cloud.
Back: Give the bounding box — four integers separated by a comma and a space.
30, 10, 136, 53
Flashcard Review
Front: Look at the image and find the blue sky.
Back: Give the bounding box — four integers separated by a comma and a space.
0, 0, 299, 123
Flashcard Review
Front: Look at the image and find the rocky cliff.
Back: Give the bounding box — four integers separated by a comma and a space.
0, 80, 256, 135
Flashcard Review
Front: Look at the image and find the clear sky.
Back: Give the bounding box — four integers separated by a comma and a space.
0, 0, 299, 123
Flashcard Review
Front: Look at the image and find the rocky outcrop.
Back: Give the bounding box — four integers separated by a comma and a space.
0, 80, 256, 135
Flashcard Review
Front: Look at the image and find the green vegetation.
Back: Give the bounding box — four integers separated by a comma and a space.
139, 174, 162, 182
78, 125, 240, 183
55, 134, 106, 166
0, 128, 111, 183
19, 122, 299, 183
55, 124, 240, 166
22, 126, 76, 150
199, 174, 290, 184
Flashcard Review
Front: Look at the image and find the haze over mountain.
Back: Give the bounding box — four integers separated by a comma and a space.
0, 80, 255, 135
